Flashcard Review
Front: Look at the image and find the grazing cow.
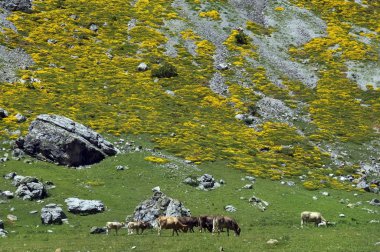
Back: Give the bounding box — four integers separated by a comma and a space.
127, 221, 152, 235
212, 216, 241, 236
301, 211, 327, 227
177, 217, 199, 232
156, 216, 188, 236
198, 215, 214, 233
106, 221, 125, 235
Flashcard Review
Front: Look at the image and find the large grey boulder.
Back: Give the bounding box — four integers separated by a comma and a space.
16, 114, 118, 166
133, 191, 191, 227
65, 197, 105, 215
0, 0, 32, 12
13, 176, 47, 200
41, 204, 67, 225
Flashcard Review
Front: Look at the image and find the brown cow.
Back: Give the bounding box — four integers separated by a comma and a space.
106, 221, 125, 235
198, 215, 213, 233
212, 216, 241, 236
177, 217, 199, 232
127, 221, 152, 235
156, 216, 188, 236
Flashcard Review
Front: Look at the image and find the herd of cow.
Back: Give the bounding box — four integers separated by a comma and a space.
105, 211, 328, 236
106, 215, 241, 236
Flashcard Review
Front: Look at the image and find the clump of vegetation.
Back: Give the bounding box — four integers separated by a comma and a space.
235, 31, 249, 45
144, 156, 170, 164
151, 62, 178, 78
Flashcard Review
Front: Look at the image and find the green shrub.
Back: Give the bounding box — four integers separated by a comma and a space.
235, 31, 249, 45
151, 62, 178, 78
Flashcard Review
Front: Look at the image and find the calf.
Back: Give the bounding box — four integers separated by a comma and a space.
127, 221, 152, 235
156, 216, 188, 236
212, 216, 241, 236
106, 221, 125, 235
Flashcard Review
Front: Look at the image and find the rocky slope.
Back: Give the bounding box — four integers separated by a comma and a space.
0, 0, 379, 191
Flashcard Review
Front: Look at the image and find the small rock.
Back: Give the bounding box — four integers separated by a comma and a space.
47, 230, 53, 233
116, 165, 126, 171
369, 220, 379, 224
0, 228, 8, 237
137, 63, 148, 71
216, 63, 229, 70
4, 172, 17, 180
15, 113, 26, 123
242, 184, 253, 189
375, 242, 380, 246
90, 226, 107, 234
0, 108, 9, 118
219, 179, 225, 184
183, 177, 198, 187
0, 220, 4, 229
339, 214, 346, 218
41, 204, 67, 225
89, 24, 98, 32
245, 176, 256, 182
7, 214, 17, 221
152, 186, 160, 193
321, 192, 330, 196
312, 196, 318, 200
267, 239, 279, 245
30, 210, 38, 214
1, 191, 14, 199
369, 198, 380, 206
224, 205, 237, 212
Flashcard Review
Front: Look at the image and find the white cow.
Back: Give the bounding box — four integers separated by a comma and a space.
301, 211, 327, 227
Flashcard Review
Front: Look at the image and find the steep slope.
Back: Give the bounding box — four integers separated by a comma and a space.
0, 0, 379, 191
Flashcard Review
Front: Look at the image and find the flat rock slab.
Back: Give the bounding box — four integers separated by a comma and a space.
17, 114, 118, 166
65, 197, 105, 215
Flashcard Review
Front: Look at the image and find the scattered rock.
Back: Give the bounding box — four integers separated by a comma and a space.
0, 228, 7, 237
14, 176, 48, 200
0, 108, 9, 118
249, 196, 269, 211
224, 205, 237, 212
152, 186, 160, 193
41, 204, 67, 225
242, 184, 253, 189
0, 191, 14, 199
137, 63, 148, 71
7, 214, 17, 222
65, 197, 105, 215
89, 24, 98, 32
267, 239, 279, 245
15, 113, 26, 123
216, 63, 229, 70
369, 199, 380, 206
133, 191, 191, 227
245, 176, 256, 182
116, 165, 126, 171
183, 177, 198, 187
339, 214, 346, 218
16, 114, 118, 167
4, 172, 17, 179
90, 226, 107, 234
197, 174, 220, 190
281, 181, 295, 186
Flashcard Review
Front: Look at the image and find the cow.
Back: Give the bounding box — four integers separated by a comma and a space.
198, 215, 214, 233
177, 217, 199, 232
156, 216, 188, 236
127, 221, 152, 235
106, 221, 125, 235
301, 211, 327, 227
212, 216, 241, 236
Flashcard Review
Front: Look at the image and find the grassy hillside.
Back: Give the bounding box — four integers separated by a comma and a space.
0, 0, 379, 190
1, 138, 379, 251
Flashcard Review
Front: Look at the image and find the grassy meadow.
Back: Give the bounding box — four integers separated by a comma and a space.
1, 136, 379, 251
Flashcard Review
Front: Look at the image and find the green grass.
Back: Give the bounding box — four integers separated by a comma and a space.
1, 136, 379, 251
